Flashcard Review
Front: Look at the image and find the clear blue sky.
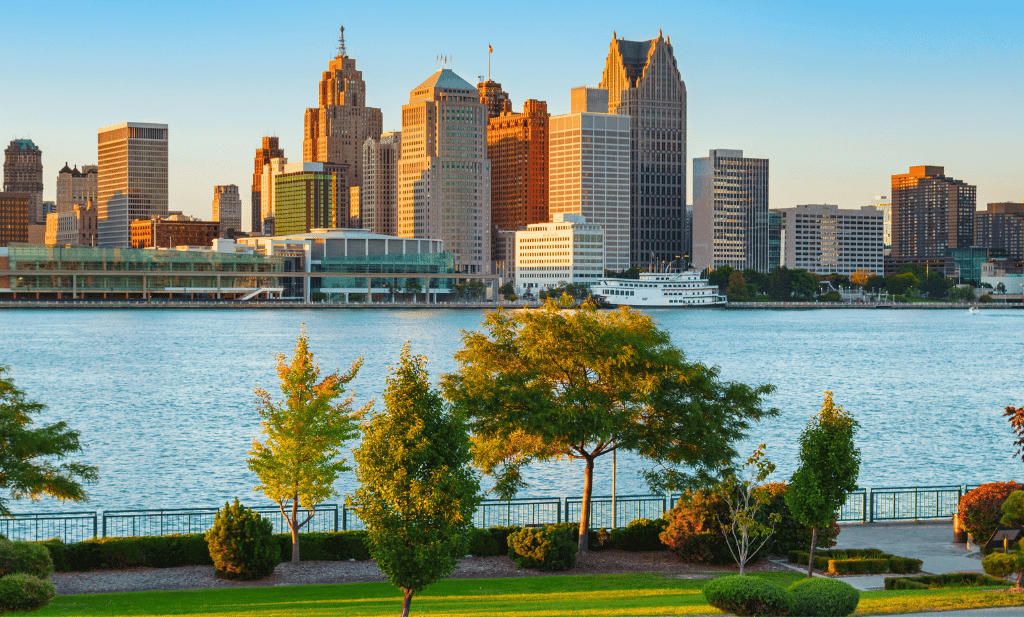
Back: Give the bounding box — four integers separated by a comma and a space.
2, 0, 1021, 229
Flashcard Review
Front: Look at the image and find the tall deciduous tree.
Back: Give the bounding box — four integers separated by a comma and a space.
351, 344, 480, 617
786, 391, 861, 577
0, 366, 99, 517
248, 328, 365, 563
442, 301, 777, 553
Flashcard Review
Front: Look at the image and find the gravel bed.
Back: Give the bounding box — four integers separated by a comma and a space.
52, 551, 791, 596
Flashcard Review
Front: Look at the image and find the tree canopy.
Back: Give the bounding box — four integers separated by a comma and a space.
441, 301, 777, 552
0, 366, 99, 517
248, 328, 366, 563
351, 344, 480, 617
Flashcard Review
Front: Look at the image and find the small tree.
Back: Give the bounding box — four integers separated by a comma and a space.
786, 391, 861, 577
1005, 405, 1024, 464
351, 344, 480, 617
0, 366, 99, 517
715, 444, 780, 575
248, 328, 366, 563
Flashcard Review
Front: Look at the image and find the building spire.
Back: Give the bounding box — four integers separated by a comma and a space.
338, 25, 346, 57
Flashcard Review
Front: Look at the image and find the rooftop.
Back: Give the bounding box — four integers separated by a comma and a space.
413, 69, 476, 93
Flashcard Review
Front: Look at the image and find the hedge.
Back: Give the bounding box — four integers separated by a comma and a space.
884, 572, 1010, 590
788, 548, 921, 575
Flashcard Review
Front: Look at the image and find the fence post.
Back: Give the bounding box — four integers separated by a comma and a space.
102, 513, 107, 538
93, 514, 98, 539
867, 489, 874, 523
557, 499, 561, 524
342, 507, 348, 531
914, 487, 919, 521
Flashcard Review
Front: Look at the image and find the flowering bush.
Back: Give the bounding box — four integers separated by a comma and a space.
959, 481, 1023, 544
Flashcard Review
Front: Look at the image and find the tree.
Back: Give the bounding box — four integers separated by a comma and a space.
742, 269, 769, 297
786, 391, 861, 577
351, 345, 480, 617
864, 275, 887, 294
726, 271, 750, 301
707, 265, 735, 292
248, 328, 366, 563
850, 270, 871, 287
442, 301, 777, 553
920, 272, 951, 299
715, 444, 780, 575
0, 366, 99, 517
1004, 406, 1024, 465
887, 272, 917, 296
499, 282, 517, 301
949, 286, 976, 302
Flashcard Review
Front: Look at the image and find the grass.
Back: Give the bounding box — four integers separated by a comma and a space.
37, 572, 1024, 617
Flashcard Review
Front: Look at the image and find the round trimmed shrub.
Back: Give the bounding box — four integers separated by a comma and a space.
608, 518, 668, 552
788, 577, 859, 616
507, 525, 576, 571
0, 573, 55, 613
0, 540, 54, 579
702, 575, 792, 617
959, 482, 1023, 544
205, 499, 280, 581
756, 482, 840, 555
660, 490, 733, 565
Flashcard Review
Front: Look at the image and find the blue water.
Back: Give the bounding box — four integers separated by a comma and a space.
0, 308, 1021, 513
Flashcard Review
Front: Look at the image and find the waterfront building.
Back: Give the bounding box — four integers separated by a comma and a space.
778, 204, 884, 276
212, 185, 242, 236
0, 192, 31, 246
56, 164, 98, 214
891, 166, 975, 260
97, 122, 169, 248
361, 132, 401, 236
599, 31, 687, 268
397, 68, 491, 273
548, 111, 630, 272
487, 99, 549, 233
692, 149, 769, 273
975, 202, 1024, 260
273, 162, 338, 236
514, 213, 604, 296
3, 140, 44, 224
303, 26, 383, 225
45, 201, 97, 246
252, 136, 284, 234
130, 214, 221, 249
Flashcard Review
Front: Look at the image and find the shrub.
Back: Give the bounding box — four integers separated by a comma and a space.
507, 526, 576, 571
788, 548, 920, 575
1000, 490, 1024, 527
788, 577, 859, 617
205, 499, 281, 581
660, 490, 733, 565
0, 541, 54, 579
982, 550, 1024, 586
828, 558, 888, 575
608, 518, 668, 552
884, 572, 1010, 590
272, 531, 370, 562
756, 482, 839, 555
959, 482, 1023, 544
702, 575, 792, 617
467, 526, 521, 557
0, 573, 55, 613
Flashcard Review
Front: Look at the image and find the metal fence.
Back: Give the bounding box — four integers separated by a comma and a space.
0, 484, 987, 543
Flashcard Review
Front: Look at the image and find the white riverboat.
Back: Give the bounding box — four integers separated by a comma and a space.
593, 270, 727, 308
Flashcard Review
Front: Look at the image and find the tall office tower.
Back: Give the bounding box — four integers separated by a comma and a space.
0, 192, 31, 246
869, 196, 892, 255
548, 111, 631, 272
96, 123, 169, 248
361, 131, 401, 235
252, 136, 284, 234
274, 162, 337, 236
768, 210, 781, 271
975, 202, 1024, 260
303, 26, 383, 224
477, 79, 511, 118
891, 166, 976, 259
348, 186, 361, 228
487, 99, 549, 234
778, 204, 884, 276
212, 185, 242, 235
692, 149, 769, 273
3, 140, 44, 224
398, 68, 491, 273
260, 156, 289, 230
600, 31, 686, 268
56, 164, 98, 214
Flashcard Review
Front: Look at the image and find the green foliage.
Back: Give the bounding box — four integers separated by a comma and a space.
768, 266, 818, 301
249, 327, 364, 562
498, 282, 517, 301
726, 271, 751, 301
0, 541, 53, 580
466, 526, 522, 557
1001, 490, 1024, 527
823, 290, 842, 301
982, 550, 1024, 589
948, 286, 976, 302
701, 575, 793, 617
756, 482, 839, 555
0, 573, 55, 614
607, 518, 668, 552
351, 344, 481, 615
959, 482, 1024, 543
507, 526, 577, 571
0, 366, 99, 518
715, 444, 780, 574
205, 499, 280, 581
742, 269, 769, 296
660, 490, 734, 565
788, 577, 859, 617
885, 572, 1009, 590
606, 267, 641, 280
887, 272, 918, 296
787, 548, 921, 575
864, 275, 887, 292
980, 294, 993, 303
707, 265, 734, 292
443, 301, 777, 553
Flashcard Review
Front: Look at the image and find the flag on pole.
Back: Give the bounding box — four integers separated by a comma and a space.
488, 45, 493, 53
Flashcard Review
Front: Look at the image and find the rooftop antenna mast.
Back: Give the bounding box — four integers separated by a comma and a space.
337, 25, 346, 57
488, 44, 493, 80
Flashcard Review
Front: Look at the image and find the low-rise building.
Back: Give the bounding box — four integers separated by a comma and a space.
130, 214, 221, 249
514, 213, 604, 296
779, 204, 884, 276
45, 202, 98, 246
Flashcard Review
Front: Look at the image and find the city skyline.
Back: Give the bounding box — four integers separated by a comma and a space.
2, 0, 1020, 231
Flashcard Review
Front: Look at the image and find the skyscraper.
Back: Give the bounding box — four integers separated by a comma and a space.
974, 202, 1024, 260
303, 26, 382, 224
3, 140, 44, 224
891, 166, 976, 259
96, 122, 169, 248
398, 68, 490, 273
252, 136, 284, 234
56, 164, 98, 214
486, 99, 549, 233
600, 31, 686, 268
477, 79, 511, 118
274, 162, 337, 236
692, 149, 769, 273
361, 131, 401, 236
212, 185, 242, 235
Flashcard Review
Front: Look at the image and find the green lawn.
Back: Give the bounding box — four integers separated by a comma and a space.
38, 573, 1024, 617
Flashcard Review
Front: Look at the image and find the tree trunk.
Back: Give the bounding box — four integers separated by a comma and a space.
806, 527, 818, 578
739, 527, 748, 576
291, 496, 300, 564
578, 455, 595, 553
400, 588, 414, 617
